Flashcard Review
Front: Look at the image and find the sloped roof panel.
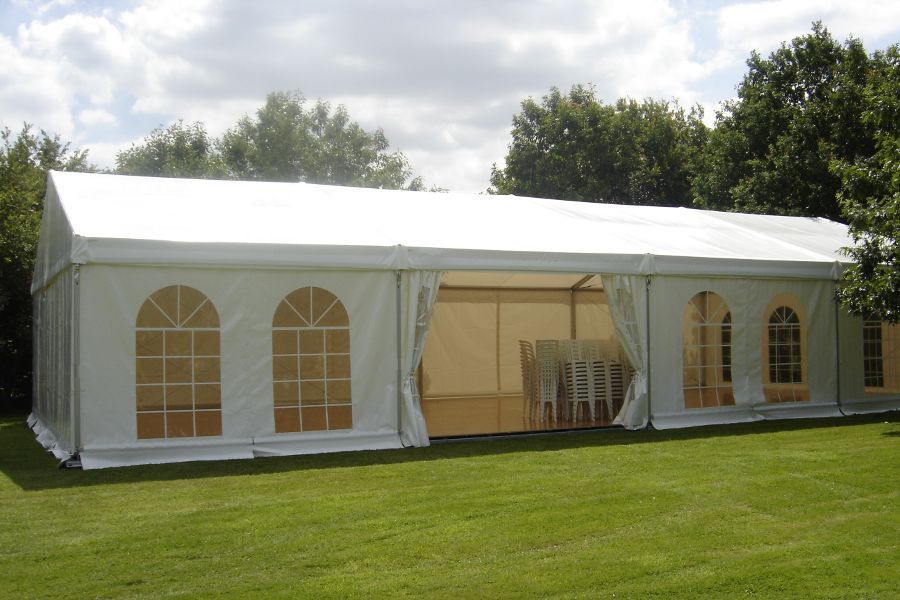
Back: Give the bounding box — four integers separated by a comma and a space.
44, 171, 852, 280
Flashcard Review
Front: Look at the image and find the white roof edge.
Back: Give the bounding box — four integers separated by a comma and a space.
41, 171, 854, 281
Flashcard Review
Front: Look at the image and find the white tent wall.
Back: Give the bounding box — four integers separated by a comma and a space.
29, 266, 77, 460
76, 265, 402, 469
28, 173, 79, 461
647, 276, 841, 429
838, 311, 900, 414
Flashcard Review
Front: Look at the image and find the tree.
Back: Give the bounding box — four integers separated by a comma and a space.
692, 22, 873, 221
0, 125, 91, 409
220, 91, 423, 189
489, 85, 707, 206
115, 120, 226, 179
833, 45, 900, 322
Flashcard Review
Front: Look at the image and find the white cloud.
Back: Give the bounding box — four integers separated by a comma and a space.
117, 0, 213, 43
1, 1, 898, 192
78, 108, 116, 126
13, 0, 75, 16
0, 34, 74, 134
81, 140, 123, 170
717, 0, 900, 58
16, 13, 127, 105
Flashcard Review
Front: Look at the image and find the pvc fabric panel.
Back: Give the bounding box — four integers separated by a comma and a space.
48, 171, 852, 279
604, 274, 649, 429
30, 266, 77, 457
421, 288, 573, 398
31, 182, 75, 293
76, 265, 400, 468
497, 290, 572, 394
398, 271, 442, 447
574, 290, 616, 342
421, 289, 499, 397
838, 310, 900, 414
648, 276, 840, 429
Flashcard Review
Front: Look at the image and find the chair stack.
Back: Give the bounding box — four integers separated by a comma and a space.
584, 340, 614, 423
518, 340, 537, 423
560, 340, 595, 423
608, 361, 627, 417
535, 340, 560, 424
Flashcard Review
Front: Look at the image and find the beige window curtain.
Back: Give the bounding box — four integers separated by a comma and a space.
604, 274, 650, 429
399, 271, 443, 447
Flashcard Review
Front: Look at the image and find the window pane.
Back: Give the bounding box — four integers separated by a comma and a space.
272, 288, 353, 432
682, 292, 733, 409
135, 286, 221, 439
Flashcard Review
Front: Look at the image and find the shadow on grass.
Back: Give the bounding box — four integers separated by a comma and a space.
1, 410, 896, 492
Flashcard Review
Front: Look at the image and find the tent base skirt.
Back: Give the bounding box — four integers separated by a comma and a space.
651, 402, 845, 430
27, 412, 72, 461
76, 432, 404, 469
651, 407, 762, 430
751, 401, 843, 420
251, 432, 402, 457
840, 396, 900, 415
80, 439, 255, 470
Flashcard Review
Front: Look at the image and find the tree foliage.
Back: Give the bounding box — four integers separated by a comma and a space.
833, 45, 900, 322
116, 91, 424, 190
489, 85, 708, 206
0, 125, 91, 408
116, 120, 226, 178
220, 91, 423, 189
692, 22, 873, 221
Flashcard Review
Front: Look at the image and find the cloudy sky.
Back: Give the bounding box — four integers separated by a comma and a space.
2, 0, 898, 192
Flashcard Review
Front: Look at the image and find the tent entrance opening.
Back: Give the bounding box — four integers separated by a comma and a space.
420, 272, 630, 437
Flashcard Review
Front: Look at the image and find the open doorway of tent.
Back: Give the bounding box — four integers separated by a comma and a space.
420, 272, 629, 437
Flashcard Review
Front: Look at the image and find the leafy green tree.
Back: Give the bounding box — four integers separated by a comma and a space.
833, 45, 900, 322
115, 120, 227, 178
220, 91, 423, 189
692, 22, 873, 220
0, 125, 91, 409
489, 85, 707, 206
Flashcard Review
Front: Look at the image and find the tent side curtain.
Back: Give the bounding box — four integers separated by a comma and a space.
30, 265, 77, 458
604, 273, 649, 430
399, 271, 443, 446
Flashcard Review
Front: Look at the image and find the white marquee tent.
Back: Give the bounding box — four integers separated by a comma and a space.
30, 171, 899, 468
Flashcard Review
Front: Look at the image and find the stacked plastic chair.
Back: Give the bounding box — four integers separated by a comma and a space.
608, 360, 627, 417
518, 340, 537, 423
535, 340, 560, 424
560, 340, 595, 423
584, 340, 614, 423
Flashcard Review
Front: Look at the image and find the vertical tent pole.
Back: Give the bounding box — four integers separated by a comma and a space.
645, 276, 652, 428
495, 290, 501, 394
570, 289, 576, 339
396, 271, 404, 442
72, 265, 82, 453
834, 292, 844, 415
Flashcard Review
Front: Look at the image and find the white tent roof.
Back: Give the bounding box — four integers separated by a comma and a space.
34, 170, 852, 291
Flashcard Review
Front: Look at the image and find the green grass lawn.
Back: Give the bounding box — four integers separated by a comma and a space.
1, 412, 897, 599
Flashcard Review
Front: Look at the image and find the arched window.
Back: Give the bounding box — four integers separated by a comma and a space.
272, 287, 352, 432
763, 297, 808, 402
682, 292, 734, 408
135, 285, 221, 439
